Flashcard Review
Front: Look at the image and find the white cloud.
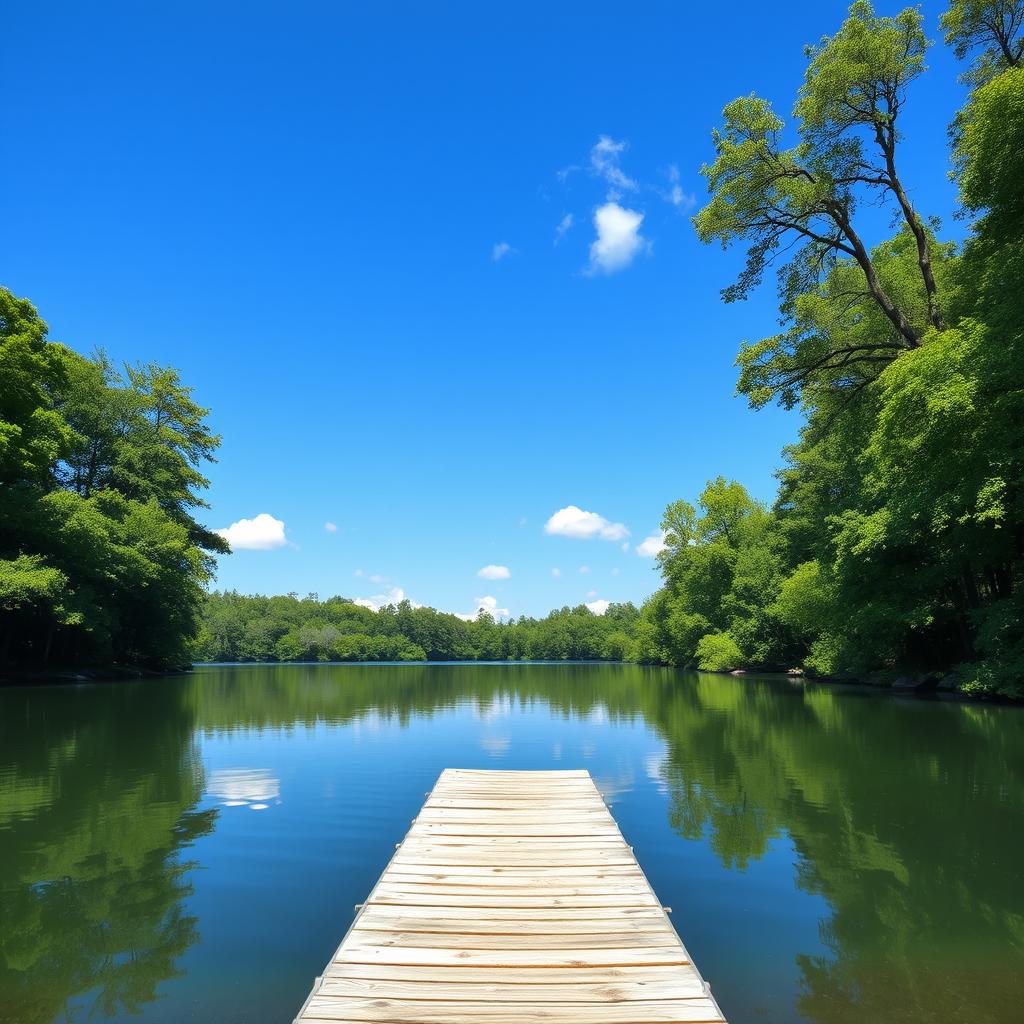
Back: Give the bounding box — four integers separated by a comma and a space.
587, 589, 598, 598
215, 513, 288, 551
588, 202, 647, 275
354, 586, 414, 612
590, 135, 638, 197
636, 530, 668, 558
477, 564, 511, 580
544, 504, 629, 541
324, 521, 338, 533
454, 595, 510, 621
665, 164, 696, 211
206, 768, 280, 809
586, 599, 610, 615
645, 751, 669, 794
551, 567, 561, 577
579, 565, 590, 574
554, 213, 573, 244
669, 185, 695, 210
369, 573, 389, 584
492, 241, 516, 261
481, 734, 511, 756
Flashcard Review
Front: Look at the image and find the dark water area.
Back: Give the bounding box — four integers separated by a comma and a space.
1, 663, 1022, 1024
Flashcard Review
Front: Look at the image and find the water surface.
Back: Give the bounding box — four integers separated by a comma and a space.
1, 663, 1022, 1024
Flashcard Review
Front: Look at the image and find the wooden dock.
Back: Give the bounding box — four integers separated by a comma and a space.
295, 768, 727, 1023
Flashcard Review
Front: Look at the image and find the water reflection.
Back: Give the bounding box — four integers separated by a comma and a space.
0, 682, 216, 1024
646, 676, 1024, 1023
206, 769, 280, 810
1, 664, 1022, 1024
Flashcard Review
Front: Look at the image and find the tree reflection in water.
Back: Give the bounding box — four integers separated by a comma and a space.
0, 682, 216, 1024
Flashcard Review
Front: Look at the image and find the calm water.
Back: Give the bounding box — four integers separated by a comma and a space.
1, 663, 1022, 1024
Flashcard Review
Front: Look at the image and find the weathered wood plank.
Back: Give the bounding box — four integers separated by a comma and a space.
294, 770, 725, 1024
302, 995, 723, 1022
335, 944, 690, 967
320, 964, 702, 985
353, 917, 674, 936
369, 892, 662, 909
316, 975, 707, 1002
359, 904, 666, 921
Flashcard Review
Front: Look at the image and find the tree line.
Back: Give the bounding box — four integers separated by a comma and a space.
195, 591, 640, 663
632, 0, 1024, 696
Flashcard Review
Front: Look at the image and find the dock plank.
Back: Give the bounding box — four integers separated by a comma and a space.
294, 769, 725, 1024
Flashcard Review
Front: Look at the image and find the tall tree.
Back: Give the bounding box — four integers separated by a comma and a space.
797, 2, 944, 329
942, 0, 1024, 85
695, 2, 946, 414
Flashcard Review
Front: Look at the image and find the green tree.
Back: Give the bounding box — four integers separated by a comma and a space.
0, 287, 223, 671
0, 292, 73, 484
641, 479, 794, 670
942, 0, 1024, 85
695, 2, 951, 418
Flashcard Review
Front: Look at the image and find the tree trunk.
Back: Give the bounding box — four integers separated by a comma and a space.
835, 206, 921, 348
43, 623, 55, 666
877, 126, 945, 332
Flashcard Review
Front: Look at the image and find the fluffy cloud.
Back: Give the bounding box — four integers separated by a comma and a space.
455, 595, 510, 621
477, 564, 511, 580
554, 213, 573, 244
492, 241, 516, 261
215, 513, 288, 551
354, 586, 408, 612
324, 521, 338, 533
544, 504, 629, 541
579, 565, 590, 574
636, 530, 668, 558
588, 203, 647, 274
586, 599, 610, 615
590, 135, 638, 196
551, 567, 561, 577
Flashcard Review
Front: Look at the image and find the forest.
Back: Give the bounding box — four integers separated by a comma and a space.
3, 0, 1023, 696
194, 591, 640, 663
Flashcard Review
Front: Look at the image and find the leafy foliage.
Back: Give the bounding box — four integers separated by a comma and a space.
0, 291, 222, 669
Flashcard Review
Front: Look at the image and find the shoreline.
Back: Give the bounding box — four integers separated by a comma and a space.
0, 665, 192, 688
3, 660, 1013, 704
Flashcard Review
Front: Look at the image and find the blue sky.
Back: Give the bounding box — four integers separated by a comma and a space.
4, 1, 968, 619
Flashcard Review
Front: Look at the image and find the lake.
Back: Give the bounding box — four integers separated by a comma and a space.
1, 662, 1022, 1024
